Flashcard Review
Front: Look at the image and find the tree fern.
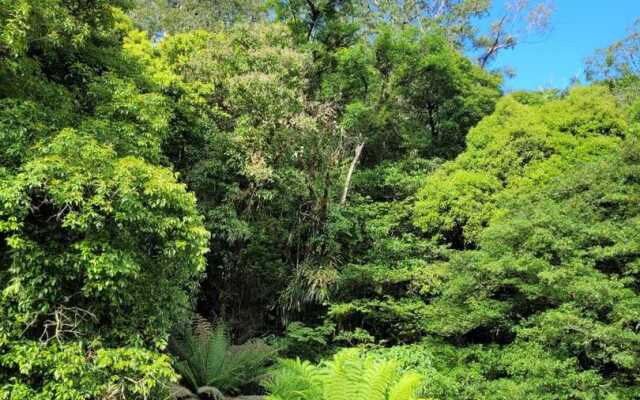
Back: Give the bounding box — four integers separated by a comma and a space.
264, 349, 425, 400
170, 318, 274, 399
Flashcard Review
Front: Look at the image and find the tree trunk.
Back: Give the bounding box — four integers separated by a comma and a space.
340, 142, 365, 206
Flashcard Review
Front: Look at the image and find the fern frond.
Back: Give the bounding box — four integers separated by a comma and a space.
360, 358, 398, 400
388, 372, 423, 400
323, 349, 365, 400
263, 358, 323, 400
206, 322, 233, 386
173, 359, 200, 391
264, 349, 427, 400
170, 316, 273, 397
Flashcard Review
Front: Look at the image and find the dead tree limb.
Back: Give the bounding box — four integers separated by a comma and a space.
340, 141, 365, 206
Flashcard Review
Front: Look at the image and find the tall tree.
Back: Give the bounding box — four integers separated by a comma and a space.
586, 18, 640, 108
586, 18, 640, 81
144, 23, 347, 334
269, 0, 553, 70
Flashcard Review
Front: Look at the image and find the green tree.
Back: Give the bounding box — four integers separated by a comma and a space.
269, 0, 553, 70
0, 0, 128, 67
323, 26, 501, 207
408, 86, 640, 398
0, 1, 210, 397
586, 18, 640, 114
586, 18, 640, 82
295, 26, 500, 346
0, 130, 209, 398
415, 138, 640, 398
143, 23, 347, 333
414, 86, 627, 245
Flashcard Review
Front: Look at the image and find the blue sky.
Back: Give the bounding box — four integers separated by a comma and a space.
487, 1, 640, 91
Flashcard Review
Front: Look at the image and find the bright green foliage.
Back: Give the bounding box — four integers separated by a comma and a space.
409, 88, 640, 397
319, 84, 640, 398
3, 0, 640, 398
271, 26, 500, 338
364, 0, 490, 38
79, 72, 172, 162
372, 340, 615, 400
269, 1, 501, 160
432, 142, 640, 371
169, 319, 274, 398
1, 131, 208, 343
413, 169, 500, 246
0, 0, 128, 67
317, 157, 445, 345
0, 1, 210, 397
0, 341, 177, 400
0, 131, 208, 397
389, 30, 501, 157
414, 86, 627, 245
276, 321, 337, 360
264, 349, 425, 400
0, 9, 174, 170
130, 0, 266, 35
264, 358, 325, 400
586, 19, 639, 81
268, 0, 542, 72
122, 17, 501, 337
586, 19, 640, 123
277, 25, 500, 343
269, 0, 361, 47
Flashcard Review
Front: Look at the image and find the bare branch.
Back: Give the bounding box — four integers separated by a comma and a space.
340, 141, 365, 206
477, 0, 554, 68
39, 306, 97, 344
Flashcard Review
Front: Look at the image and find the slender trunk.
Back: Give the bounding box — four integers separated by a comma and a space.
479, 16, 507, 69
305, 0, 319, 40
340, 142, 365, 206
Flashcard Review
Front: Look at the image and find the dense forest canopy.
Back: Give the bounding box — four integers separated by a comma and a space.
0, 1, 639, 399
